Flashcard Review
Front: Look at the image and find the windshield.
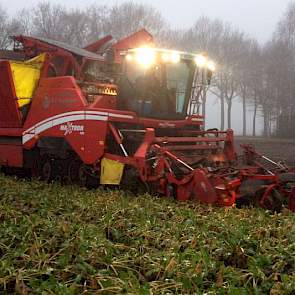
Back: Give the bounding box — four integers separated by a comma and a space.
118, 59, 195, 119
166, 62, 191, 113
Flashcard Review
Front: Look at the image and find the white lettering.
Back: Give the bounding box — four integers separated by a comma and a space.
60, 122, 84, 135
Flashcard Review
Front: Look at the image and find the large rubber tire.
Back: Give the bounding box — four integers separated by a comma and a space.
40, 159, 54, 182
78, 164, 88, 187
239, 179, 266, 196
236, 179, 266, 208
120, 167, 150, 196
259, 189, 283, 213
67, 159, 81, 184
31, 158, 41, 179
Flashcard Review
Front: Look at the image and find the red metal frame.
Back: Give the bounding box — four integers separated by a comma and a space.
0, 61, 22, 128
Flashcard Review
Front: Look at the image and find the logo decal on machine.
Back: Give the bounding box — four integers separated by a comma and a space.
60, 122, 84, 135
22, 110, 134, 144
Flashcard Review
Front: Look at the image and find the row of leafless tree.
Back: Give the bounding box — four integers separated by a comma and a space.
1, 1, 295, 137
0, 2, 166, 48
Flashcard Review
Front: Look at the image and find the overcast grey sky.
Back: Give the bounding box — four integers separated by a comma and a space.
2, 0, 292, 43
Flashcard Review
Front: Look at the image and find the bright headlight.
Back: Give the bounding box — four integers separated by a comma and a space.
207, 60, 216, 72
125, 54, 133, 61
171, 52, 181, 63
135, 47, 156, 68
194, 54, 207, 68
161, 52, 170, 62
161, 51, 181, 63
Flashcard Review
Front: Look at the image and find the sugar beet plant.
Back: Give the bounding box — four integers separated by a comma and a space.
0, 174, 295, 294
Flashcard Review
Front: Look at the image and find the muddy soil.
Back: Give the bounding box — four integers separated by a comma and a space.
234, 136, 295, 166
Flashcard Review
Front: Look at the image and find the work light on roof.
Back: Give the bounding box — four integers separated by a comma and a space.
161, 52, 169, 62
171, 52, 181, 63
124, 47, 216, 70
194, 54, 207, 68
160, 51, 180, 63
207, 60, 216, 72
125, 54, 133, 61
134, 47, 156, 68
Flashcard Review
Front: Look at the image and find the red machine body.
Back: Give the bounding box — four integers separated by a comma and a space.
0, 31, 294, 213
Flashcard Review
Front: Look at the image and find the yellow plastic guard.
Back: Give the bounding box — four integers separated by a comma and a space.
100, 158, 125, 185
9, 53, 45, 107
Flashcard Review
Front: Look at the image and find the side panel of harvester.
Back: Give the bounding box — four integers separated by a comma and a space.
0, 61, 22, 128
20, 75, 137, 165
0, 61, 23, 167
0, 62, 111, 168
22, 77, 108, 165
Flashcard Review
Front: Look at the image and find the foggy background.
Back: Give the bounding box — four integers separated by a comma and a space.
1, 0, 294, 136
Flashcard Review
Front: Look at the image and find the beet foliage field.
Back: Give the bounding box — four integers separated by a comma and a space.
0, 174, 294, 295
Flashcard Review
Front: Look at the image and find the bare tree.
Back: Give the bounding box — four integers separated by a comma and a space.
104, 2, 166, 40
267, 40, 295, 137
235, 39, 261, 136
276, 2, 295, 45
276, 3, 295, 137
84, 5, 110, 44
165, 17, 228, 129
9, 1, 166, 47
31, 2, 65, 40
206, 23, 245, 130
0, 5, 9, 49
59, 8, 91, 46
246, 42, 264, 136
0, 5, 22, 49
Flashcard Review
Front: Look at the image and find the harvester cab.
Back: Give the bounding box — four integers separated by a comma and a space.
117, 48, 215, 120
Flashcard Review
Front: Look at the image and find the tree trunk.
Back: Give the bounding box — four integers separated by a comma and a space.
275, 109, 280, 137
242, 91, 247, 136
220, 92, 225, 131
252, 101, 257, 137
201, 91, 207, 128
269, 113, 272, 137
263, 114, 268, 137
263, 106, 270, 138
227, 99, 232, 129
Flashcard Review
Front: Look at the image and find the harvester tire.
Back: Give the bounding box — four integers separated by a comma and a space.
259, 188, 283, 213
78, 164, 88, 187
41, 159, 54, 182
68, 159, 80, 184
